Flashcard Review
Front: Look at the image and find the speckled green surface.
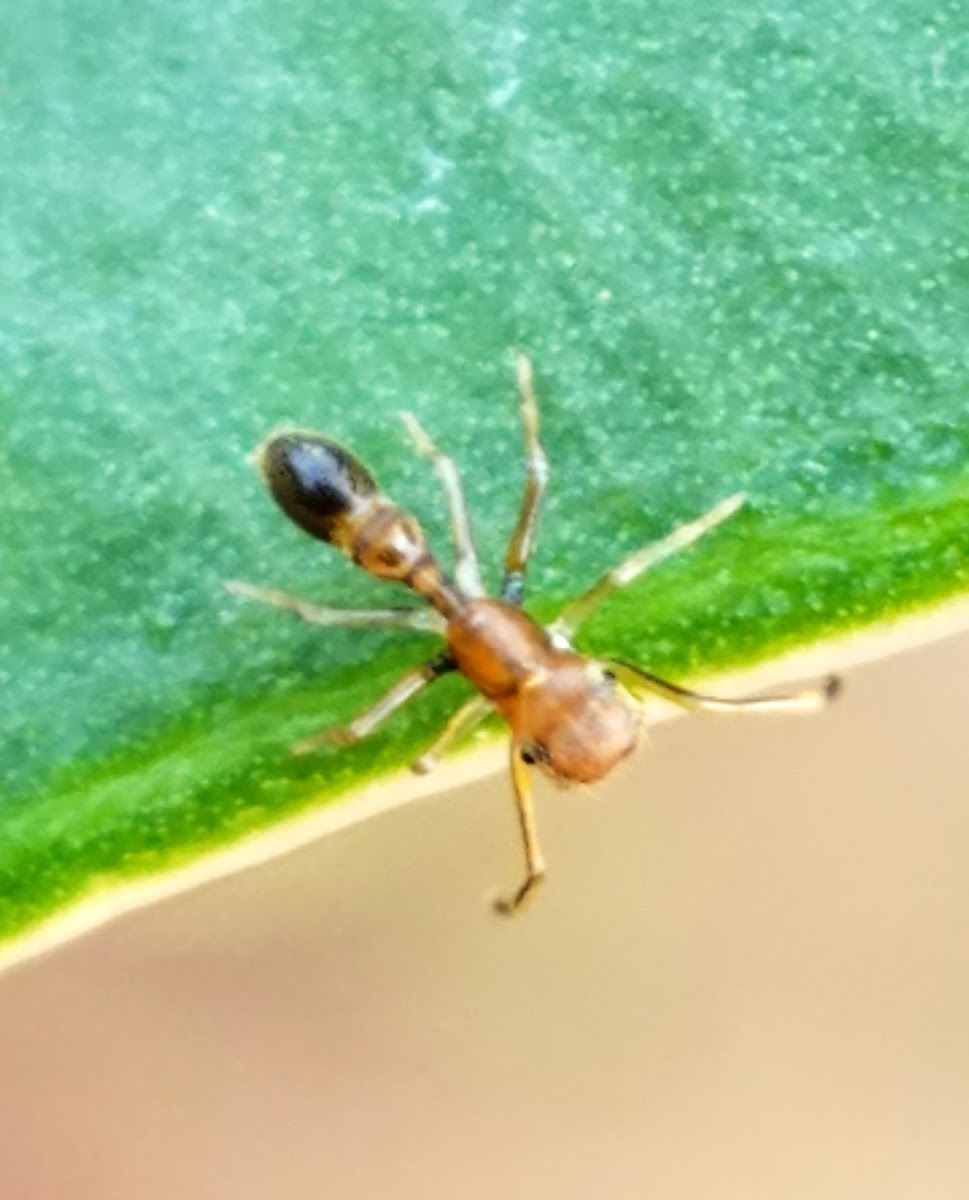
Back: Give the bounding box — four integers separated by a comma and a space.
2, 0, 968, 943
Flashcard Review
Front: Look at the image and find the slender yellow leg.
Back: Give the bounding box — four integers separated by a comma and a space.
493, 744, 546, 916
400, 413, 484, 597
291, 655, 454, 755
410, 695, 491, 775
501, 353, 549, 606
609, 660, 841, 715
226, 580, 444, 632
549, 493, 746, 641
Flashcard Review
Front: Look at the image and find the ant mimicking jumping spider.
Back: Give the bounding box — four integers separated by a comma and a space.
229, 356, 838, 914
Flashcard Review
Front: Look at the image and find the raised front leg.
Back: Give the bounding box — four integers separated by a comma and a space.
609, 660, 841, 715
291, 652, 455, 756
501, 353, 549, 607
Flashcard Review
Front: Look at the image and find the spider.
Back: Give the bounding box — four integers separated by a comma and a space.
228, 356, 838, 913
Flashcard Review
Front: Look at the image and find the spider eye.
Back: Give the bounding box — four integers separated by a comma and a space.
520, 741, 548, 766
594, 667, 617, 697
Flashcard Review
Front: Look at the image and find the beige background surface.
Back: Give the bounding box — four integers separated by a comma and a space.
1, 632, 968, 1198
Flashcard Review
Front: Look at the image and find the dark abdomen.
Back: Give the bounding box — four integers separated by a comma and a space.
258, 431, 460, 614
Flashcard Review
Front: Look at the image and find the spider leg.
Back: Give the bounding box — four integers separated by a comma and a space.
410, 694, 492, 775
226, 580, 444, 633
493, 743, 546, 915
610, 659, 841, 715
400, 413, 484, 597
549, 493, 745, 641
500, 353, 550, 607
291, 653, 456, 755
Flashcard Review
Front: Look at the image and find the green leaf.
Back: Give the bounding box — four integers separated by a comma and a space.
3, 0, 968, 952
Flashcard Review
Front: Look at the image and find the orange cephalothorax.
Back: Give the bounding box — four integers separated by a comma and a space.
445, 598, 552, 701
508, 657, 639, 785
446, 598, 639, 784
